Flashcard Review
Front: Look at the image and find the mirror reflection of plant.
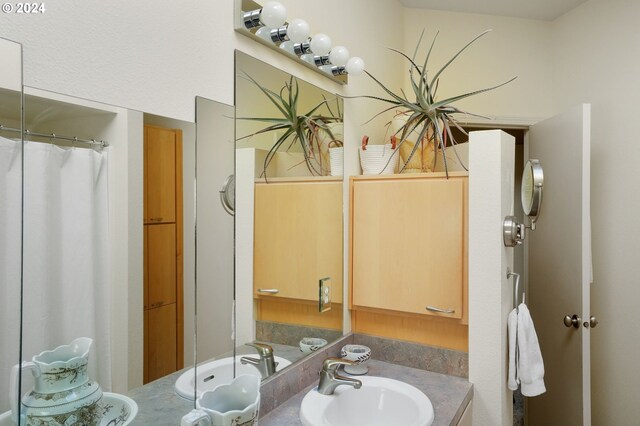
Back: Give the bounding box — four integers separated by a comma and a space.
237, 73, 343, 178
352, 29, 516, 175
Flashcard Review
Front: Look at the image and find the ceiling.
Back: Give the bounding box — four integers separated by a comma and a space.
399, 0, 588, 21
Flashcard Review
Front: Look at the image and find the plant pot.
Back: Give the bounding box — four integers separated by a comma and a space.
359, 135, 398, 175
314, 122, 344, 176
329, 147, 344, 176
396, 118, 443, 173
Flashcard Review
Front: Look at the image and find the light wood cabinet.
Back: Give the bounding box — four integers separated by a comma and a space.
143, 124, 183, 384
254, 179, 343, 303
144, 126, 176, 224
350, 173, 467, 320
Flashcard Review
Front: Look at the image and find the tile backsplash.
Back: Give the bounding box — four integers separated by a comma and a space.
354, 333, 468, 378
256, 320, 343, 347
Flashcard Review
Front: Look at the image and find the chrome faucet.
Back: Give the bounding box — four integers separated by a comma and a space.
317, 357, 363, 395
240, 342, 277, 379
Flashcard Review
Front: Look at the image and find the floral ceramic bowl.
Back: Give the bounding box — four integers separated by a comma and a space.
340, 344, 371, 375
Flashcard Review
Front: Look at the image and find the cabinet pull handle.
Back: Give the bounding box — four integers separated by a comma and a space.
149, 217, 163, 222
258, 289, 279, 294
426, 306, 455, 314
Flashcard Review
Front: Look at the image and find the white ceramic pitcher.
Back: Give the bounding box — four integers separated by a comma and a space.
10, 337, 103, 426
181, 374, 261, 426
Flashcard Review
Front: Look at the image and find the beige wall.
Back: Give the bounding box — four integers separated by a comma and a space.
552, 1, 640, 424
402, 8, 554, 123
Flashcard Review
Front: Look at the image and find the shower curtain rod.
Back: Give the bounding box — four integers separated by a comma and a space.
0, 124, 109, 148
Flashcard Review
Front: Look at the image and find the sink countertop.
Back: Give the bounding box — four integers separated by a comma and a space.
259, 359, 473, 426
126, 342, 305, 426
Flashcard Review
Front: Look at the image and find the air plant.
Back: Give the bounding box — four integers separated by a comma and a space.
237, 73, 343, 178
355, 29, 516, 174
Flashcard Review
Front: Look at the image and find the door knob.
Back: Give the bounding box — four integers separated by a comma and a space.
563, 314, 581, 328
583, 316, 598, 328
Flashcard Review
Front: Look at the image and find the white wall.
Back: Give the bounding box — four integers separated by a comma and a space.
552, 1, 640, 424
402, 9, 554, 124
468, 130, 515, 426
0, 37, 21, 91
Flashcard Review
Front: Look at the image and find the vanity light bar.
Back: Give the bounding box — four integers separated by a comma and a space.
237, 0, 365, 81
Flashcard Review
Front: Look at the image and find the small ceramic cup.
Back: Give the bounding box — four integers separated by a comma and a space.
340, 344, 371, 375
299, 337, 328, 354
181, 375, 261, 426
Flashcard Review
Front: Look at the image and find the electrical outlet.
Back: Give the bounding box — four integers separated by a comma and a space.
319, 277, 331, 312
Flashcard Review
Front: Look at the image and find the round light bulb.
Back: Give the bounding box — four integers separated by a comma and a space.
301, 54, 316, 64
279, 40, 296, 53
256, 26, 274, 43
319, 65, 335, 75
310, 33, 332, 55
260, 1, 287, 28
286, 18, 310, 44
346, 57, 365, 76
329, 46, 349, 67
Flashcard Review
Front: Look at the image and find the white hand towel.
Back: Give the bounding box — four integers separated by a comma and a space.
507, 308, 519, 391
517, 303, 546, 396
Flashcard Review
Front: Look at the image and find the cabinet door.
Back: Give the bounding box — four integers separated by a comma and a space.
254, 181, 342, 302
146, 303, 177, 382
145, 126, 176, 224
352, 177, 464, 318
144, 226, 149, 310
147, 223, 177, 308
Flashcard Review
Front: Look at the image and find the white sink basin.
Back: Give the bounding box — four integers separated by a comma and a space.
174, 356, 292, 399
300, 376, 434, 426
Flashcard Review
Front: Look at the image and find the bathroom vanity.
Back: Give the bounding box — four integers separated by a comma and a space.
261, 360, 472, 426
126, 334, 472, 426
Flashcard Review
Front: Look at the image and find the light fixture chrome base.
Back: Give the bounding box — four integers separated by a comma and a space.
292, 41, 311, 56
243, 9, 263, 29
322, 65, 347, 76
270, 26, 290, 43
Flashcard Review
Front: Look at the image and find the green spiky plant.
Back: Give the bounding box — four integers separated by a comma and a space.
237, 73, 343, 178
355, 29, 516, 174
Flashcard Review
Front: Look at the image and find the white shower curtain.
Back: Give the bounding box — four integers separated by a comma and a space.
21, 140, 112, 391
0, 136, 23, 412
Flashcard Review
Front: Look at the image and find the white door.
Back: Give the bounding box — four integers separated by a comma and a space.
527, 104, 591, 425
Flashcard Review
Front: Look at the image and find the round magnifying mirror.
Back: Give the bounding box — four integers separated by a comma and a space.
220, 174, 235, 216
521, 159, 543, 224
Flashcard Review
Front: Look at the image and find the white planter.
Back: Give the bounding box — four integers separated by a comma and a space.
329, 147, 344, 176
359, 136, 397, 175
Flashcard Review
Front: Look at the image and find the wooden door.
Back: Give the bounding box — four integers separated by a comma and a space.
351, 176, 465, 319
527, 105, 592, 425
145, 126, 176, 224
253, 180, 343, 302
143, 124, 183, 383
146, 303, 177, 382
147, 223, 177, 308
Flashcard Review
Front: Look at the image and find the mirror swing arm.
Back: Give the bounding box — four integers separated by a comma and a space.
503, 159, 544, 247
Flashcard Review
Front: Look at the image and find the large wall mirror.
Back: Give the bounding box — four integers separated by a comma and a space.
0, 36, 23, 416
234, 51, 344, 376
4, 40, 202, 421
